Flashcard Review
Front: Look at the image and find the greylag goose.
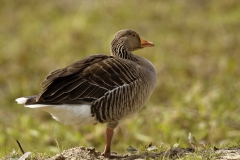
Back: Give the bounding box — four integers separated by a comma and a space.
16, 29, 156, 157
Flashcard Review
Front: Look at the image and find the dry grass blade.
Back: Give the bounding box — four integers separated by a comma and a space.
16, 140, 25, 154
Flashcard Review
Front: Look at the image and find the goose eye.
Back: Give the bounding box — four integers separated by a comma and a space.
132, 34, 136, 37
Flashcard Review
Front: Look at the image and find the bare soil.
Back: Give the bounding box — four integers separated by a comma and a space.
50, 146, 240, 160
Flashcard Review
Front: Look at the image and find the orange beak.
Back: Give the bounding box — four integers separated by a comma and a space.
140, 38, 154, 48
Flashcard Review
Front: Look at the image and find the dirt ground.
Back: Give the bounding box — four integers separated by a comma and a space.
50, 146, 240, 160
3, 146, 240, 160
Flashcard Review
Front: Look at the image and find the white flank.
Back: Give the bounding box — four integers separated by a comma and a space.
25, 104, 97, 125
15, 97, 29, 104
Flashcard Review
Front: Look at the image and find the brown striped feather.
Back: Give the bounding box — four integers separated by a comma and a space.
32, 56, 141, 107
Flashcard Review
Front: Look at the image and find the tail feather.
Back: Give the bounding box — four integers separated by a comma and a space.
16, 96, 49, 108
16, 97, 29, 104
16, 96, 38, 104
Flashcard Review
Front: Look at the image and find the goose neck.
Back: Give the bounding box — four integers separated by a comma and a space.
110, 43, 137, 61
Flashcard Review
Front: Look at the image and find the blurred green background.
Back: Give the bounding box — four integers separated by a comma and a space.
1, 0, 240, 157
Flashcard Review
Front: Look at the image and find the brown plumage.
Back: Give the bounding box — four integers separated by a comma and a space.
16, 29, 156, 158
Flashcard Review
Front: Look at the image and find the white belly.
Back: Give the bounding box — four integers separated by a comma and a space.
25, 103, 97, 125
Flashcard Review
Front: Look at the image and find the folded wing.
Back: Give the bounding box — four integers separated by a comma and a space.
27, 54, 140, 105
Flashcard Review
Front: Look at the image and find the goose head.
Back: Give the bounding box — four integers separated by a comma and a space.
110, 29, 154, 58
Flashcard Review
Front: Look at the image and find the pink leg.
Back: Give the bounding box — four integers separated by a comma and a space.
101, 128, 114, 158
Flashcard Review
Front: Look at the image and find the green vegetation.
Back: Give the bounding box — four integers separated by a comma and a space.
1, 0, 240, 158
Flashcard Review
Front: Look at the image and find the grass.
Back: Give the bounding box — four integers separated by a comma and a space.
1, 0, 240, 158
